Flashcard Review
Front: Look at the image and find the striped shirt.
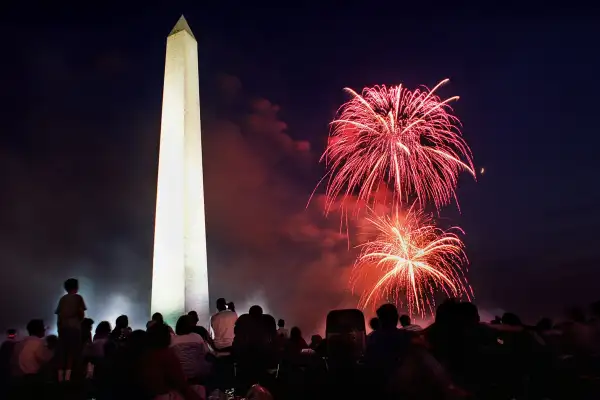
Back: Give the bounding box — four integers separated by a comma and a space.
170, 333, 211, 379
403, 324, 423, 332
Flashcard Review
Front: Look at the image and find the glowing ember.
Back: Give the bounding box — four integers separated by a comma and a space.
322, 79, 475, 213
353, 206, 472, 318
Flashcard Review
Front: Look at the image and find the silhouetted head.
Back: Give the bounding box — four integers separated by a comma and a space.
502, 312, 522, 326
95, 321, 112, 336
147, 323, 171, 349
128, 330, 148, 353
64, 278, 79, 294
290, 326, 302, 340
187, 311, 199, 325
196, 326, 210, 341
46, 334, 58, 350
176, 315, 193, 335
435, 298, 459, 325
278, 319, 285, 328
399, 315, 411, 327
369, 317, 380, 331
116, 315, 129, 329
376, 304, 399, 329
227, 302, 235, 312
82, 318, 94, 331
249, 305, 263, 317
151, 313, 164, 324
6, 329, 16, 339
458, 302, 480, 325
310, 334, 322, 346
26, 319, 45, 338
216, 298, 227, 312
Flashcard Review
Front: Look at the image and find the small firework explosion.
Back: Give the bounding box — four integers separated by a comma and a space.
322, 79, 474, 213
353, 206, 472, 317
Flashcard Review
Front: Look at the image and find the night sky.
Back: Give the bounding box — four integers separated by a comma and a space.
2, 4, 599, 332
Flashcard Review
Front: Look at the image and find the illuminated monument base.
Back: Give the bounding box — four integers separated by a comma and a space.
151, 15, 210, 325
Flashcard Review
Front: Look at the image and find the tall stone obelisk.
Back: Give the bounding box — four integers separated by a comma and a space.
151, 15, 210, 325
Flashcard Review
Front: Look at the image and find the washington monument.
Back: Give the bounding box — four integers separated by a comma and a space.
151, 15, 209, 325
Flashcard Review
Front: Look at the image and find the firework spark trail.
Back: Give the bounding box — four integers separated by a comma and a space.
352, 207, 473, 318
322, 79, 475, 214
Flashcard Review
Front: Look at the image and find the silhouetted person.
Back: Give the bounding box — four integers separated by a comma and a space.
103, 329, 148, 400
0, 329, 18, 389
171, 315, 212, 383
364, 304, 410, 388
210, 298, 237, 352
187, 310, 212, 346
82, 318, 94, 344
400, 314, 423, 332
139, 324, 201, 399
227, 302, 236, 314
502, 312, 522, 326
277, 319, 289, 338
88, 321, 110, 357
148, 312, 175, 334
234, 305, 278, 390
428, 301, 498, 397
368, 317, 380, 335
284, 327, 308, 361
110, 315, 131, 343
11, 319, 53, 378
309, 334, 323, 350
563, 307, 594, 355
188, 311, 199, 326
55, 277, 86, 382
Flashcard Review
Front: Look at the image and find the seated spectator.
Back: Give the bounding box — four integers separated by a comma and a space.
400, 314, 423, 332
309, 334, 323, 351
151, 312, 175, 335
233, 305, 278, 389
277, 319, 289, 339
86, 320, 111, 359
139, 323, 202, 400
368, 317, 380, 337
562, 307, 595, 355
284, 327, 308, 362
0, 329, 18, 386
188, 311, 200, 328
11, 319, 53, 378
110, 315, 132, 343
105, 315, 132, 362
364, 304, 410, 386
82, 318, 95, 345
210, 298, 237, 352
170, 315, 212, 383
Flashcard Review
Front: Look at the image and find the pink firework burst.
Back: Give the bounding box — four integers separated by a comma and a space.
322, 79, 475, 213
353, 206, 473, 318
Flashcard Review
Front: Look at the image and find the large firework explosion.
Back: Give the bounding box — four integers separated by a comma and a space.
322, 79, 475, 213
352, 207, 472, 318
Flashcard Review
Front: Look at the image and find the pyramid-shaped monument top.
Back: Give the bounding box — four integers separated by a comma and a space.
169, 15, 195, 40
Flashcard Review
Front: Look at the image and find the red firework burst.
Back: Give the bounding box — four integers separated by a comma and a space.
322, 79, 475, 213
